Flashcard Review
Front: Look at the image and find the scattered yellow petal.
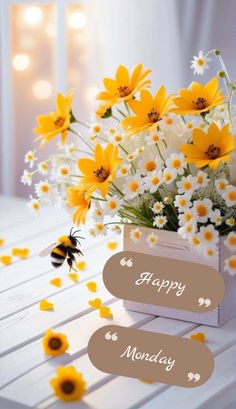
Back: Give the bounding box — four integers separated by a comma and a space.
86, 281, 97, 292
107, 241, 118, 251
12, 247, 30, 258
88, 298, 102, 309
76, 261, 86, 271
0, 238, 5, 247
190, 332, 206, 343
50, 278, 62, 288
0, 255, 12, 265
68, 273, 79, 282
99, 305, 113, 318
39, 299, 54, 311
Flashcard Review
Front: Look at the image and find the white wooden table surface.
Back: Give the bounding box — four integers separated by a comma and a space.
0, 196, 236, 409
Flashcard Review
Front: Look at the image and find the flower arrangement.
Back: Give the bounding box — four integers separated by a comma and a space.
22, 50, 236, 275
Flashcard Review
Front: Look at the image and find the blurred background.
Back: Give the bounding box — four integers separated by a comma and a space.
0, 0, 236, 197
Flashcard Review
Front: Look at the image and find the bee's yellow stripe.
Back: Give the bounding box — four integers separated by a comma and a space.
53, 247, 66, 257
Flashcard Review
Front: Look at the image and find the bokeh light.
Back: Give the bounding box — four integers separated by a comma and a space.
68, 12, 87, 29
45, 22, 56, 37
12, 54, 30, 71
24, 6, 42, 25
33, 80, 52, 100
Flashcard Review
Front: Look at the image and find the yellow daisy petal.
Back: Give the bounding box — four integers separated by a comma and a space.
86, 281, 97, 292
76, 261, 86, 271
12, 247, 30, 258
99, 306, 113, 318
68, 273, 79, 283
107, 241, 118, 250
39, 299, 54, 311
88, 298, 102, 309
0, 255, 12, 265
50, 278, 62, 288
0, 238, 5, 247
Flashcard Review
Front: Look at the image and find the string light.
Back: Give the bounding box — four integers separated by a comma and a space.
24, 6, 42, 25
12, 54, 30, 71
33, 80, 52, 100
45, 23, 56, 37
68, 12, 87, 29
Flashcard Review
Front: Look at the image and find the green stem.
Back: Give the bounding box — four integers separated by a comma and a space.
116, 107, 127, 118
111, 182, 124, 197
155, 143, 165, 162
181, 115, 186, 124
124, 101, 131, 115
90, 196, 107, 201
111, 114, 120, 122
73, 119, 90, 129
69, 128, 93, 152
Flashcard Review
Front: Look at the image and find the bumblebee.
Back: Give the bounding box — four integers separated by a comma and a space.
39, 228, 84, 270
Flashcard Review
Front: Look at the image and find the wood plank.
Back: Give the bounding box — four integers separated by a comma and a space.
0, 233, 121, 319
0, 300, 153, 387
0, 196, 29, 230
42, 316, 236, 409
138, 344, 236, 409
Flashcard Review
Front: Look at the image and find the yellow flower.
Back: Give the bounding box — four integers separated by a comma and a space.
121, 88, 173, 136
42, 329, 69, 356
97, 64, 151, 106
50, 366, 86, 402
172, 77, 224, 115
181, 123, 234, 170
78, 143, 122, 198
67, 187, 91, 225
95, 101, 112, 119
34, 90, 74, 145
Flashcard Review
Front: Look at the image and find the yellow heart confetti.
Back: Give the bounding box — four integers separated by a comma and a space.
99, 305, 113, 318
190, 332, 206, 342
12, 247, 30, 258
50, 278, 62, 288
88, 298, 102, 309
0, 255, 12, 266
76, 261, 86, 271
107, 241, 118, 250
86, 281, 97, 292
39, 299, 54, 311
0, 238, 5, 247
68, 273, 79, 282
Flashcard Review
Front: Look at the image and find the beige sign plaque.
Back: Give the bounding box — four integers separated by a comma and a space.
88, 325, 214, 387
103, 251, 225, 313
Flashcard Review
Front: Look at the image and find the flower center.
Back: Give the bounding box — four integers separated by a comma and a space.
145, 161, 156, 171
117, 86, 130, 97
205, 144, 220, 159
197, 58, 205, 66
192, 97, 208, 110
93, 166, 109, 181
49, 337, 62, 350
54, 116, 65, 128
147, 108, 160, 123
229, 236, 236, 245
196, 204, 207, 217
204, 232, 213, 241
228, 191, 236, 201
172, 159, 181, 169
229, 259, 236, 269
61, 381, 75, 394
60, 168, 69, 175
109, 201, 116, 209
41, 185, 49, 193
152, 177, 160, 185
129, 181, 139, 192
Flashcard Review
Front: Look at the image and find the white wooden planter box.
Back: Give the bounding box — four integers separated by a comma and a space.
123, 225, 236, 327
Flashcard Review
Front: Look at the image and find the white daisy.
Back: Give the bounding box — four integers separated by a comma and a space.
191, 50, 211, 75
153, 215, 167, 229
35, 180, 51, 198
215, 178, 229, 193
193, 198, 213, 223
64, 143, 76, 156
145, 131, 164, 145
199, 225, 219, 245
93, 203, 104, 221
178, 208, 197, 226
104, 196, 122, 216
111, 225, 122, 235
94, 222, 108, 236
222, 185, 236, 207
196, 170, 209, 189
24, 150, 37, 168
88, 133, 97, 144
27, 196, 41, 213
162, 168, 177, 185
21, 170, 33, 186
127, 152, 138, 162
88, 227, 96, 237
178, 222, 196, 239
117, 163, 131, 178
146, 232, 158, 248
109, 133, 124, 145
210, 209, 223, 226
174, 194, 192, 212
38, 162, 49, 176
135, 146, 145, 155
107, 127, 117, 135
138, 154, 161, 175
57, 164, 70, 179
143, 170, 163, 193
165, 152, 186, 175
129, 227, 142, 243
226, 218, 235, 227
152, 201, 164, 214
123, 175, 144, 199
224, 232, 236, 252
90, 122, 103, 134
188, 234, 201, 248
177, 175, 197, 195
202, 245, 218, 260
224, 255, 236, 276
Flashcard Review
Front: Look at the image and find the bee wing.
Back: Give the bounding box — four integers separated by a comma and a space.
39, 243, 57, 257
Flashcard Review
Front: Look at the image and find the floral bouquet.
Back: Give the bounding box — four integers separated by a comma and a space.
22, 49, 236, 279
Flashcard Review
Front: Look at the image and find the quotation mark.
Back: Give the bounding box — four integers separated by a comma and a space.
198, 297, 211, 308
105, 331, 118, 342
120, 257, 133, 267
187, 372, 201, 382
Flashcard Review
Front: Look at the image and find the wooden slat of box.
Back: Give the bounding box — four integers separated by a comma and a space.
123, 225, 236, 327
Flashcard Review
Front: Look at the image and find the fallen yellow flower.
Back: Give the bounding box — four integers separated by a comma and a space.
107, 241, 118, 250
88, 298, 102, 309
50, 278, 62, 288
86, 281, 97, 292
42, 329, 69, 356
68, 273, 79, 282
50, 366, 87, 402
76, 261, 86, 271
0, 255, 12, 265
99, 305, 113, 318
12, 247, 30, 258
39, 299, 54, 311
